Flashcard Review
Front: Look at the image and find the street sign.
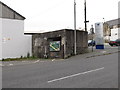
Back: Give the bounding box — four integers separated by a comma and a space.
95, 22, 104, 49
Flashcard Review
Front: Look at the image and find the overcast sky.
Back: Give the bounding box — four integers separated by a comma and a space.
0, 0, 120, 32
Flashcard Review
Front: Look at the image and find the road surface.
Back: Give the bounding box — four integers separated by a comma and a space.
2, 50, 118, 88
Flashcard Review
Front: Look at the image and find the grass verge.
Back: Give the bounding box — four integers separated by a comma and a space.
2, 56, 39, 61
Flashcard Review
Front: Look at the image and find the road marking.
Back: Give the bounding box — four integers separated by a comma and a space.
47, 67, 104, 83
101, 51, 107, 53
9, 64, 13, 66
33, 60, 40, 63
52, 59, 55, 61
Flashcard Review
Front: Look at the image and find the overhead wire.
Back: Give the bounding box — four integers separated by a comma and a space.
27, 0, 69, 20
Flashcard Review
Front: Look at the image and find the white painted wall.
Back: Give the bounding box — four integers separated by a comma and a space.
1, 18, 32, 59
0, 19, 2, 60
110, 28, 120, 41
0, 3, 2, 60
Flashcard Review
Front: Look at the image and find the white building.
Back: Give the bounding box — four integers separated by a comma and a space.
110, 28, 120, 41
106, 18, 120, 41
0, 1, 32, 60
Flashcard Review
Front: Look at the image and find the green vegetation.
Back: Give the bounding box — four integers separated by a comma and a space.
2, 55, 54, 61
2, 56, 39, 61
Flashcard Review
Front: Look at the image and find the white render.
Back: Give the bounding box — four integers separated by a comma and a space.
0, 18, 32, 60
0, 3, 2, 60
0, 23, 1, 59
110, 28, 120, 41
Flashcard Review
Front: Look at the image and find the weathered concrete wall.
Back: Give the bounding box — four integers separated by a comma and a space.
65, 30, 88, 58
32, 30, 66, 58
32, 29, 88, 59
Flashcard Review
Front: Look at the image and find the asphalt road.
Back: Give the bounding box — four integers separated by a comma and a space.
2, 51, 118, 88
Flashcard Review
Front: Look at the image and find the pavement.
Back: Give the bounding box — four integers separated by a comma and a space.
1, 44, 119, 67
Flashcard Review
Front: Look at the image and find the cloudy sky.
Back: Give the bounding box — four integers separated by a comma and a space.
0, 0, 120, 32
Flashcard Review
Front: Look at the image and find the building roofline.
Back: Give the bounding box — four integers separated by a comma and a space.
106, 18, 120, 23
24, 29, 87, 35
0, 1, 26, 20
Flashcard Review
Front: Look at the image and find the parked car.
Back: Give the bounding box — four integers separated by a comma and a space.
109, 39, 120, 46
88, 40, 96, 46
115, 38, 120, 46
109, 40, 117, 46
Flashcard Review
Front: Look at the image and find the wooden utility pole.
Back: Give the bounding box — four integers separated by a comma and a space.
74, 0, 77, 55
84, 0, 89, 31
